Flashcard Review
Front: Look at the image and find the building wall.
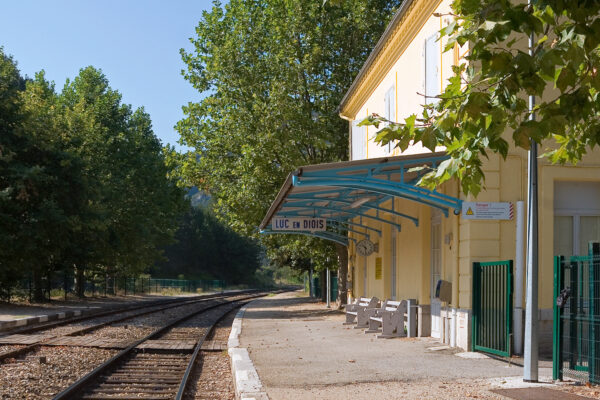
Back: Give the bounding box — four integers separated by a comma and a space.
343, 0, 600, 354
349, 0, 454, 160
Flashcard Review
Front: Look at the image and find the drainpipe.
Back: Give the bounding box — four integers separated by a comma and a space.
452, 200, 460, 347
514, 201, 525, 355
450, 308, 457, 347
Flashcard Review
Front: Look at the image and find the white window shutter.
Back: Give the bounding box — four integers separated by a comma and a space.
425, 33, 440, 104
351, 120, 365, 160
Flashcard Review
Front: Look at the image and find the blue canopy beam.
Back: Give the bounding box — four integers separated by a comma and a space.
259, 152, 463, 234
260, 229, 351, 247
329, 221, 371, 239
300, 155, 446, 180
292, 175, 461, 216
282, 196, 418, 226
278, 205, 401, 230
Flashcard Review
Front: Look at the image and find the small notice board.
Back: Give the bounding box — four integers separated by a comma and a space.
375, 257, 382, 280
461, 202, 513, 220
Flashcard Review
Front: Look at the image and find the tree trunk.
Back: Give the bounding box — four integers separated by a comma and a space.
320, 269, 326, 302
75, 266, 85, 298
63, 267, 69, 301
32, 268, 45, 303
335, 243, 348, 308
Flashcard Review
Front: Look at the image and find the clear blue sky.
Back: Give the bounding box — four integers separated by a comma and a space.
0, 0, 214, 150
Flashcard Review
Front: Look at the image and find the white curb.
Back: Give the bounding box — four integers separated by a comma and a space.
228, 304, 269, 400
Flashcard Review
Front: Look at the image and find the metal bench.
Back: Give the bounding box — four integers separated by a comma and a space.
365, 299, 417, 338
343, 297, 379, 327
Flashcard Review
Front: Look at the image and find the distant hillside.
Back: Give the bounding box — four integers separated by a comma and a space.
187, 187, 211, 208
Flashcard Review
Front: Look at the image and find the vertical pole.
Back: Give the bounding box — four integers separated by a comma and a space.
326, 267, 331, 308
514, 201, 525, 355
407, 299, 417, 337
524, 14, 539, 379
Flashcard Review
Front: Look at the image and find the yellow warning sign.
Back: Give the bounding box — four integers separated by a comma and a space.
461, 202, 513, 220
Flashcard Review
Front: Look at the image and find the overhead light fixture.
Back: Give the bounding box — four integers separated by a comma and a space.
349, 197, 372, 209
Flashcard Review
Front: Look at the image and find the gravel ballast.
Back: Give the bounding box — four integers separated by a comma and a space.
0, 346, 116, 399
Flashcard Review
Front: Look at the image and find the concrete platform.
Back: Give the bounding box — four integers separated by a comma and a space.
229, 291, 591, 400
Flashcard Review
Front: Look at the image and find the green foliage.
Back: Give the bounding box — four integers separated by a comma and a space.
177, 0, 400, 266
361, 1, 600, 195
0, 49, 186, 301
151, 206, 261, 284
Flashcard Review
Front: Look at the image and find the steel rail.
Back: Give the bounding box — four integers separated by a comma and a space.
175, 299, 251, 399
0, 292, 238, 363
1, 293, 220, 336
52, 292, 266, 400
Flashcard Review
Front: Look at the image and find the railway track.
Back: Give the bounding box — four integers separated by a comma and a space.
2, 291, 237, 337
52, 292, 264, 400
0, 292, 249, 363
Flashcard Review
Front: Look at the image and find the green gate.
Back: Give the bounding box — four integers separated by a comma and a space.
472, 260, 513, 357
553, 242, 600, 383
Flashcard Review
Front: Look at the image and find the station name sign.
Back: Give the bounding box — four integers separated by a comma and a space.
461, 202, 513, 220
272, 217, 327, 232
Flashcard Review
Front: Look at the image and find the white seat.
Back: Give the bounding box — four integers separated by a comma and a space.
343, 297, 379, 326
365, 299, 407, 338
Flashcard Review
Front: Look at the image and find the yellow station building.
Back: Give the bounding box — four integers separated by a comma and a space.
261, 0, 600, 354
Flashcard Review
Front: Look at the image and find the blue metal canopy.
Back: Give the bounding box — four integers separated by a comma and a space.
259, 152, 462, 247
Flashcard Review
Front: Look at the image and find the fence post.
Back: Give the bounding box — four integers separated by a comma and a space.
553, 255, 564, 381
507, 260, 513, 357
589, 242, 600, 383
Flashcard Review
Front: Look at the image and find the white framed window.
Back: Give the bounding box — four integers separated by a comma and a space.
554, 181, 600, 257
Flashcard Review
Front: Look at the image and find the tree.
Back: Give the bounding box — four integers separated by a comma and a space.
59, 67, 187, 296
361, 0, 600, 195
0, 53, 186, 301
152, 206, 262, 284
177, 0, 401, 304
0, 49, 29, 299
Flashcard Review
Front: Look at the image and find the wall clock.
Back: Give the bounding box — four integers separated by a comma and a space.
356, 239, 375, 257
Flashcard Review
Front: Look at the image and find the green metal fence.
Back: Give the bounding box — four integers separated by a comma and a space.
472, 260, 513, 357
104, 278, 225, 296
312, 276, 338, 302
553, 242, 600, 383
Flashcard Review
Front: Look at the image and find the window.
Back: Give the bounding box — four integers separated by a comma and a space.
554, 181, 600, 257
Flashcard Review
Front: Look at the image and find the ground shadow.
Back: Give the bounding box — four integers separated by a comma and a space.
243, 296, 343, 320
